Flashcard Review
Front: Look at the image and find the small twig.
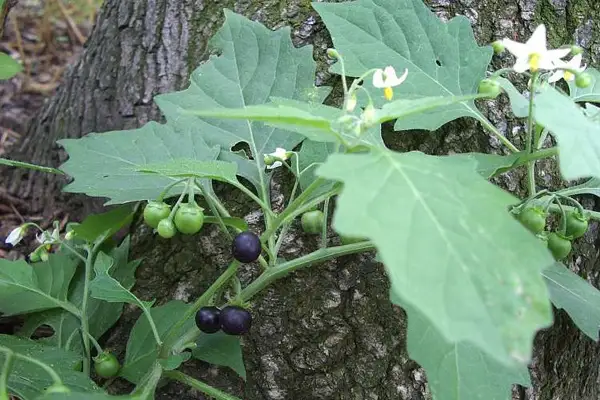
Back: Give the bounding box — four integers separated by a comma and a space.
55, 0, 87, 45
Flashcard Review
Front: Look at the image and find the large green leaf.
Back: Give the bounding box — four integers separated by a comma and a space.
120, 301, 195, 384
534, 84, 600, 180
20, 239, 140, 354
543, 262, 600, 341
136, 159, 239, 184
59, 122, 220, 204
317, 150, 553, 366
192, 331, 246, 380
0, 52, 22, 80
568, 67, 600, 103
556, 177, 600, 198
313, 0, 492, 131
0, 335, 99, 400
397, 300, 530, 400
154, 9, 331, 193
72, 206, 135, 243
0, 254, 79, 316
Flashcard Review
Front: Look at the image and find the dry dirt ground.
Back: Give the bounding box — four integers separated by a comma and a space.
0, 0, 100, 259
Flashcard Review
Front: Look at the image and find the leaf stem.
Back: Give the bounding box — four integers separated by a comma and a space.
194, 180, 232, 240
526, 73, 539, 197
0, 158, 64, 175
79, 244, 97, 375
0, 349, 14, 398
548, 204, 600, 221
320, 198, 330, 249
165, 371, 242, 400
478, 117, 520, 153
82, 329, 103, 355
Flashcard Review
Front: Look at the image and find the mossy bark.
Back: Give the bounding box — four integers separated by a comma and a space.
2, 0, 600, 399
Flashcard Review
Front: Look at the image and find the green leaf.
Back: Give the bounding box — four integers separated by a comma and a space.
136, 159, 238, 185
543, 262, 600, 341
192, 331, 246, 380
317, 150, 553, 366
154, 9, 331, 193
295, 140, 337, 197
534, 84, 600, 180
59, 122, 220, 205
0, 254, 79, 316
556, 177, 600, 198
496, 77, 529, 118
568, 67, 600, 103
397, 300, 531, 400
0, 52, 22, 80
204, 216, 248, 231
158, 352, 191, 371
313, 0, 492, 131
72, 206, 135, 243
0, 335, 99, 400
89, 252, 155, 310
19, 239, 140, 354
121, 301, 195, 384
448, 152, 525, 179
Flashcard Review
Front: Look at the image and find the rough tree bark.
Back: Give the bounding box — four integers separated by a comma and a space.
2, 0, 600, 399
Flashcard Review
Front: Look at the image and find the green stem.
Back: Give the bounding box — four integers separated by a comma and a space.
83, 330, 103, 356
548, 204, 600, 221
526, 73, 539, 197
553, 199, 568, 235
141, 306, 163, 347
479, 117, 520, 153
194, 180, 232, 240
0, 158, 64, 175
240, 241, 375, 302
79, 244, 97, 375
554, 194, 587, 216
59, 241, 87, 263
491, 147, 558, 178
165, 371, 242, 400
230, 180, 274, 219
157, 178, 188, 201
320, 198, 330, 249
261, 178, 333, 242
160, 261, 240, 357
0, 350, 14, 398
273, 175, 301, 258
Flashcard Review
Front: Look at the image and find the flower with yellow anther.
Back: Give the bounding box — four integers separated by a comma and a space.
372, 66, 408, 101
501, 25, 570, 73
548, 54, 586, 83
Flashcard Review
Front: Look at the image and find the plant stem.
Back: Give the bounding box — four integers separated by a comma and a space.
240, 241, 375, 302
526, 73, 539, 197
490, 147, 558, 178
58, 241, 87, 263
141, 306, 163, 347
548, 203, 600, 221
320, 198, 330, 249
79, 244, 97, 375
157, 178, 188, 201
160, 261, 240, 357
82, 330, 103, 355
0, 349, 14, 398
194, 181, 232, 240
478, 117, 519, 153
165, 371, 242, 400
261, 178, 334, 242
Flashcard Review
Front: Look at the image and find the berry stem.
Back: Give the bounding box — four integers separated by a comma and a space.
165, 371, 242, 400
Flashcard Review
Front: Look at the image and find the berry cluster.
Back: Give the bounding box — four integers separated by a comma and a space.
516, 207, 589, 261
195, 305, 252, 336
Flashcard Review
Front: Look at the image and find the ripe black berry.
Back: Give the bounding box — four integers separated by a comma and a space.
232, 231, 261, 263
195, 306, 221, 334
220, 306, 252, 335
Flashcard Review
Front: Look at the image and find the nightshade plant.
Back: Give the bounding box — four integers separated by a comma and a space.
2, 0, 600, 399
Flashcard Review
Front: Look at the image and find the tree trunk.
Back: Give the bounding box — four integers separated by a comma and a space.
3, 0, 600, 399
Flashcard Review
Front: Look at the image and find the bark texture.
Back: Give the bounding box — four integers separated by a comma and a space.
3, 0, 600, 399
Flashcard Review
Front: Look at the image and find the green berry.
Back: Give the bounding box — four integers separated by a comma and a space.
517, 207, 547, 234
174, 204, 204, 235
301, 210, 325, 235
157, 219, 176, 239
143, 201, 171, 229
94, 352, 120, 378
575, 72, 593, 88
565, 211, 588, 239
478, 79, 502, 98
547, 232, 572, 261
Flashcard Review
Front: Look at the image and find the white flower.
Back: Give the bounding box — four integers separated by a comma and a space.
372, 66, 408, 100
548, 54, 586, 83
6, 225, 27, 246
345, 94, 357, 112
501, 25, 570, 73
36, 227, 60, 246
264, 148, 290, 170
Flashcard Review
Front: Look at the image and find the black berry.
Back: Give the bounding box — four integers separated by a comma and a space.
195, 306, 221, 334
232, 231, 261, 263
220, 306, 252, 335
